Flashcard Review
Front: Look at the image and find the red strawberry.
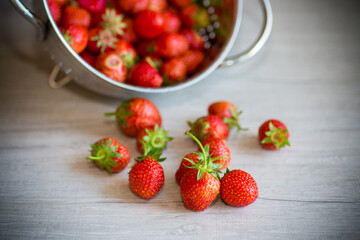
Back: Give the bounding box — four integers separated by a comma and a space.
180, 29, 204, 50
161, 57, 187, 84
175, 152, 200, 184
80, 50, 96, 67
169, 0, 193, 8
136, 125, 173, 154
78, 0, 106, 14
182, 49, 204, 74
62, 25, 89, 53
105, 97, 162, 138
129, 152, 166, 199
201, 138, 230, 170
188, 115, 229, 142
47, 0, 62, 25
155, 33, 189, 58
114, 39, 138, 68
147, 0, 167, 12
87, 27, 117, 54
122, 18, 139, 44
181, 4, 210, 29
95, 51, 127, 82
258, 119, 290, 150
208, 101, 246, 131
63, 5, 92, 28
134, 10, 165, 39
127, 58, 163, 88
117, 0, 149, 15
52, 0, 68, 7
179, 131, 221, 211
220, 169, 258, 207
162, 9, 182, 33
88, 137, 130, 173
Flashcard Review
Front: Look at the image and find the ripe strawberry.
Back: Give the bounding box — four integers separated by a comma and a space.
220, 169, 258, 207
136, 125, 173, 154
129, 151, 166, 199
122, 18, 139, 44
188, 115, 229, 142
117, 0, 149, 15
48, 0, 62, 25
88, 137, 130, 173
80, 50, 96, 67
134, 10, 165, 39
87, 27, 117, 54
78, 0, 106, 14
201, 138, 230, 170
63, 5, 92, 28
180, 4, 210, 29
258, 119, 290, 150
175, 152, 200, 184
127, 58, 163, 88
147, 0, 167, 12
161, 57, 187, 84
169, 0, 193, 8
155, 33, 189, 58
162, 9, 182, 33
180, 29, 204, 50
208, 101, 246, 131
62, 25, 89, 53
105, 97, 162, 138
95, 51, 127, 82
114, 39, 138, 68
182, 49, 204, 74
179, 131, 221, 211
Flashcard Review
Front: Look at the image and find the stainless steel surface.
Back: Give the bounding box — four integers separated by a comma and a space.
10, 0, 273, 98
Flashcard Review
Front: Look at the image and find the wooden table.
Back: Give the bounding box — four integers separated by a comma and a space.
1, 0, 359, 239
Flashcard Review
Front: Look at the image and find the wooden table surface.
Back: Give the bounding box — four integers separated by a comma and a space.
1, 0, 360, 239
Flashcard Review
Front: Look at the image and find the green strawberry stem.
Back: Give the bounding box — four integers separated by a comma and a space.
104, 112, 116, 116
88, 139, 121, 174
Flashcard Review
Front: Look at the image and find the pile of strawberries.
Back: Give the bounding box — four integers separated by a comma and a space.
88, 98, 290, 211
48, 0, 212, 88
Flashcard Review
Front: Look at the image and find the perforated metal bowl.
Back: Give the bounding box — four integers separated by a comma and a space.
10, 0, 272, 99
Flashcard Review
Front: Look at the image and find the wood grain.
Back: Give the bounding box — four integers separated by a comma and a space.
0, 0, 360, 239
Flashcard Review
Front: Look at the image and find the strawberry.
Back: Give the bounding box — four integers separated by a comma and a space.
80, 50, 96, 67
87, 27, 117, 54
88, 137, 130, 173
136, 125, 173, 154
208, 101, 246, 131
95, 51, 127, 82
52, 0, 68, 7
258, 119, 290, 150
122, 18, 139, 44
155, 32, 189, 58
62, 25, 89, 53
48, 0, 62, 25
127, 58, 163, 88
169, 0, 193, 9
201, 138, 230, 170
137, 40, 156, 56
134, 10, 165, 39
114, 39, 138, 68
128, 151, 166, 199
117, 0, 149, 15
180, 29, 204, 50
175, 152, 200, 184
160, 57, 187, 84
162, 9, 182, 33
105, 97, 162, 138
180, 131, 221, 211
78, 0, 106, 14
147, 0, 167, 12
182, 49, 204, 74
187, 115, 229, 142
63, 5, 92, 28
220, 169, 258, 207
180, 4, 210, 30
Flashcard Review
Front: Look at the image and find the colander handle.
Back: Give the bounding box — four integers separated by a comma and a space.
10, 0, 46, 40
220, 0, 273, 67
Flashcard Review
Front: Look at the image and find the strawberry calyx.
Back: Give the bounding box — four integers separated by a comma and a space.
140, 125, 174, 153
88, 139, 121, 173
121, 52, 137, 68
187, 117, 210, 142
223, 108, 248, 131
135, 149, 167, 163
193, 8, 210, 29
62, 30, 74, 45
185, 130, 223, 180
91, 28, 118, 53
261, 122, 290, 150
101, 8, 127, 36
104, 99, 133, 127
